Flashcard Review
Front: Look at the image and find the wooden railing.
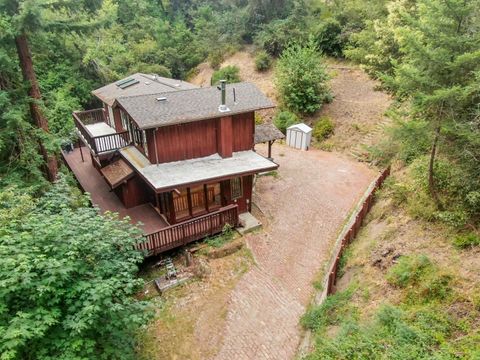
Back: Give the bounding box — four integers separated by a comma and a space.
73, 109, 131, 154
93, 131, 130, 153
140, 204, 239, 256
74, 108, 106, 125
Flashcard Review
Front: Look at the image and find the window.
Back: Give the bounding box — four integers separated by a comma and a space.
207, 183, 222, 209
231, 177, 243, 200
120, 110, 128, 130
142, 130, 148, 157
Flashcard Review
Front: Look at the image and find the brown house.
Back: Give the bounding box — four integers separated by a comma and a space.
68, 73, 278, 255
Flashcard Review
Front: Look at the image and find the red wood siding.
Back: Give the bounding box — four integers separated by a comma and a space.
151, 119, 218, 163
217, 116, 233, 158
118, 176, 149, 208
113, 108, 123, 132
232, 112, 254, 152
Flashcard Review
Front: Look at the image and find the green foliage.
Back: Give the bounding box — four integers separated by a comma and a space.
348, 0, 480, 225
387, 254, 453, 304
301, 286, 356, 332
273, 110, 298, 133
0, 178, 151, 359
254, 50, 272, 71
211, 65, 241, 85
453, 232, 480, 249
205, 224, 235, 248
254, 1, 308, 56
313, 18, 345, 57
275, 39, 331, 114
254, 113, 264, 124
313, 116, 334, 141
208, 49, 224, 70
386, 254, 433, 288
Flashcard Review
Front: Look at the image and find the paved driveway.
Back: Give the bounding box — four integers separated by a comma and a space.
214, 144, 376, 359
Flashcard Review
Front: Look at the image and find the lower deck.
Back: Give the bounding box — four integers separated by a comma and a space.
62, 146, 168, 234
62, 146, 242, 255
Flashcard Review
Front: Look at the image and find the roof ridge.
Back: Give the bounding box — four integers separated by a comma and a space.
115, 81, 254, 101
138, 73, 184, 91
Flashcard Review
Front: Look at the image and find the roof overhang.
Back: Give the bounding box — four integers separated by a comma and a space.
119, 146, 278, 192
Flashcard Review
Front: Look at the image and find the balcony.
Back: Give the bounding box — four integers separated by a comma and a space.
73, 108, 130, 155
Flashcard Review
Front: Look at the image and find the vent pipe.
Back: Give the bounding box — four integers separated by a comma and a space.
218, 80, 230, 112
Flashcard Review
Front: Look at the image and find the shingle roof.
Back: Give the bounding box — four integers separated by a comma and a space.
254, 124, 285, 144
92, 73, 198, 107
114, 82, 275, 130
120, 146, 278, 191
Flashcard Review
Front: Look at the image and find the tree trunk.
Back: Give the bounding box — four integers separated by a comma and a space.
428, 126, 443, 210
15, 32, 58, 182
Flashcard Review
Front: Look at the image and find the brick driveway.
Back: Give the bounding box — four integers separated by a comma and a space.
214, 144, 376, 359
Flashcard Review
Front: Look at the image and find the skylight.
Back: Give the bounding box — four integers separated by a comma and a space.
116, 78, 140, 89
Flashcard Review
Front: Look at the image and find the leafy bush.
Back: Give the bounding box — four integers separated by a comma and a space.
211, 65, 241, 85
313, 18, 345, 57
208, 49, 224, 70
453, 233, 480, 249
0, 179, 150, 359
313, 116, 335, 141
255, 51, 272, 71
273, 110, 298, 134
275, 40, 332, 114
386, 255, 432, 288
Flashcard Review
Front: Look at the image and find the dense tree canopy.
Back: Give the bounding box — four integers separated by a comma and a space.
0, 178, 150, 359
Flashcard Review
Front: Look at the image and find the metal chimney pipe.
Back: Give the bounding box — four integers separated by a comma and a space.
218, 80, 230, 112
220, 80, 226, 105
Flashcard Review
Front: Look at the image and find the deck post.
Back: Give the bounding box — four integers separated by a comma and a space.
268, 140, 273, 159
78, 139, 84, 162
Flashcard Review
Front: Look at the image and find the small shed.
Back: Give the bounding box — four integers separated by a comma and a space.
286, 123, 312, 150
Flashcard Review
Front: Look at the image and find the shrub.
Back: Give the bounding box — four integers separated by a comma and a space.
273, 110, 298, 134
386, 255, 432, 288
275, 39, 332, 114
314, 18, 345, 57
313, 116, 335, 141
255, 51, 272, 71
211, 65, 241, 85
208, 49, 224, 70
453, 232, 480, 249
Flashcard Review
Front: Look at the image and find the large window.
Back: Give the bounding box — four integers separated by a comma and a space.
120, 110, 129, 130
207, 183, 222, 210
231, 177, 243, 200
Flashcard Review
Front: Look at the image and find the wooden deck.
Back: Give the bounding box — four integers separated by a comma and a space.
62, 147, 168, 234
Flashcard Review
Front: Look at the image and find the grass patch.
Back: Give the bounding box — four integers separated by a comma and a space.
453, 232, 480, 249
259, 170, 279, 179
205, 224, 235, 248
301, 285, 357, 332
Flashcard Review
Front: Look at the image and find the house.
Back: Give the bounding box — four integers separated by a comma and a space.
66, 73, 279, 255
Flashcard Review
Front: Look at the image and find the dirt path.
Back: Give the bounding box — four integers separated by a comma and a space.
213, 144, 376, 359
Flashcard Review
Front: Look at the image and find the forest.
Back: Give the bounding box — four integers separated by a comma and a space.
0, 0, 479, 359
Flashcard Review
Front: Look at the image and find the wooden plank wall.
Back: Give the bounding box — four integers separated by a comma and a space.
147, 118, 217, 163
146, 111, 255, 164
232, 112, 254, 152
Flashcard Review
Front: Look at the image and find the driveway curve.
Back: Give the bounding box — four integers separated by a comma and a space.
214, 144, 376, 360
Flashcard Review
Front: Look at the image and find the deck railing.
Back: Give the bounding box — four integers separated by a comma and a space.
73, 109, 131, 154
140, 204, 239, 256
